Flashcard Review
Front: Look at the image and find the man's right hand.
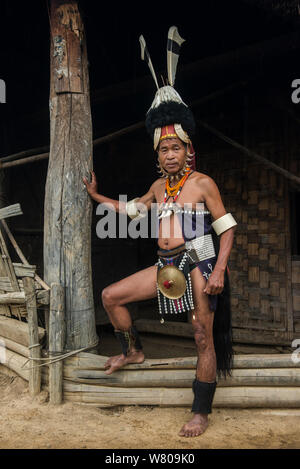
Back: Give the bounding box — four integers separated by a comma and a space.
83, 170, 98, 197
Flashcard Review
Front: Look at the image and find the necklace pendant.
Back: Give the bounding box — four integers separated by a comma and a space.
158, 208, 173, 219
158, 202, 176, 219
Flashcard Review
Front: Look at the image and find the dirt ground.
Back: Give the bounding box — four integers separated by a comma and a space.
0, 366, 300, 450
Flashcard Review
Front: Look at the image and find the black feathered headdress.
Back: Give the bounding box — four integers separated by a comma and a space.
139, 26, 196, 150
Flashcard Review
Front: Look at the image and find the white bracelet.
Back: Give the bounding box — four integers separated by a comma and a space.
211, 213, 237, 236
126, 198, 141, 219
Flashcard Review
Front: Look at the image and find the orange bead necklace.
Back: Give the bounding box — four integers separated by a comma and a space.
164, 169, 193, 202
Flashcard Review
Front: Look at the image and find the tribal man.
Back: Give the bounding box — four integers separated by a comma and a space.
83, 27, 237, 438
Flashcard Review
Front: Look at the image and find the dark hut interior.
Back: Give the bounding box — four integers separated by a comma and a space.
1, 0, 300, 358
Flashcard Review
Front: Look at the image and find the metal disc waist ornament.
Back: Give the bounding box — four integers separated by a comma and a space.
157, 265, 186, 299
156, 251, 194, 323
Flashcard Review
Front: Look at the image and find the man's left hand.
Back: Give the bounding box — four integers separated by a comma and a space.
203, 268, 225, 295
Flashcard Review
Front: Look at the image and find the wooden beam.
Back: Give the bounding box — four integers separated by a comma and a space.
0, 152, 50, 169
45, 0, 98, 350
134, 319, 295, 345
0, 335, 29, 358
1, 348, 29, 381
0, 292, 26, 304
0, 145, 49, 163
0, 316, 45, 347
134, 318, 193, 338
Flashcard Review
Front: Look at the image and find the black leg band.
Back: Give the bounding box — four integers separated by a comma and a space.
114, 325, 143, 356
191, 379, 217, 414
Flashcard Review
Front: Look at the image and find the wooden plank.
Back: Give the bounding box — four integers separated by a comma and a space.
23, 277, 41, 396
49, 283, 65, 405
0, 276, 13, 291
13, 263, 36, 278
63, 386, 300, 407
0, 204, 22, 220
0, 313, 45, 347
36, 290, 50, 305
63, 367, 300, 388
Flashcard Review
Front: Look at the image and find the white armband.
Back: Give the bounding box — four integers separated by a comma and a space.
211, 213, 237, 236
126, 198, 141, 220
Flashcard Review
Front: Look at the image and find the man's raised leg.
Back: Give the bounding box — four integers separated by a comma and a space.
101, 265, 157, 374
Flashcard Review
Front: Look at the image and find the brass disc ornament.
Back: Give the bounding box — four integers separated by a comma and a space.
157, 265, 187, 299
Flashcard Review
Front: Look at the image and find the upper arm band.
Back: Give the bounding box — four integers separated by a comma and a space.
211, 213, 237, 236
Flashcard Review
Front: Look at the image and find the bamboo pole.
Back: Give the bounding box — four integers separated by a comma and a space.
63, 351, 298, 371
63, 385, 300, 408
49, 283, 65, 404
23, 277, 41, 396
63, 367, 300, 388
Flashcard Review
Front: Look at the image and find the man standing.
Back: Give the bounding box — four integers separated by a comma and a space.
83, 27, 237, 437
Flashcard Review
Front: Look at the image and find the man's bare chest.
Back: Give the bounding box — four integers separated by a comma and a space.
154, 179, 207, 210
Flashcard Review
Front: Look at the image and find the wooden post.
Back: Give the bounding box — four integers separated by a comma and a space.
44, 0, 98, 350
49, 283, 65, 405
23, 276, 41, 396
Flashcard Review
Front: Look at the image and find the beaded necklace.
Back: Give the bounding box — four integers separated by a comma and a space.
164, 169, 193, 203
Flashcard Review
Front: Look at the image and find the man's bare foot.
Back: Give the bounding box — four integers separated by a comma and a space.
179, 413, 208, 437
104, 350, 145, 375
